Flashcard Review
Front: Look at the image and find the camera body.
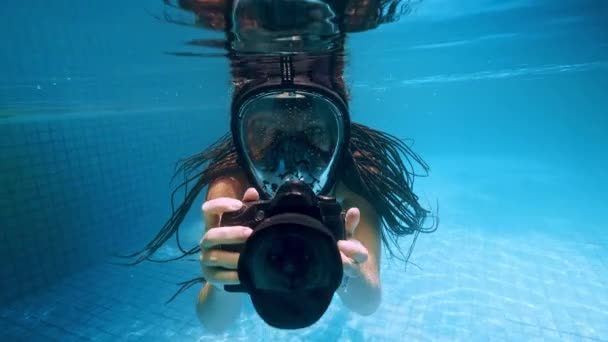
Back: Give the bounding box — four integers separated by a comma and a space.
220, 181, 346, 293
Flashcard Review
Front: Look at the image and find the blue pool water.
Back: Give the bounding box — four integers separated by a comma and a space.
1, 0, 607, 341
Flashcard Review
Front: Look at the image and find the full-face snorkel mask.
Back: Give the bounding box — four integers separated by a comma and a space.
231, 55, 350, 200
220, 55, 351, 329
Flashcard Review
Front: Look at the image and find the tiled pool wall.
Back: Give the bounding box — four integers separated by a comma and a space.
0, 109, 224, 305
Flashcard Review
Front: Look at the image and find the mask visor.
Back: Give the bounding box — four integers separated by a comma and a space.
236, 89, 346, 197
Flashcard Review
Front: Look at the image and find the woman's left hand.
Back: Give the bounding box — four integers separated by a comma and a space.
338, 207, 369, 278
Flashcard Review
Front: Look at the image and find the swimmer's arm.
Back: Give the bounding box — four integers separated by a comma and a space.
196, 282, 242, 333
335, 182, 382, 315
195, 173, 247, 332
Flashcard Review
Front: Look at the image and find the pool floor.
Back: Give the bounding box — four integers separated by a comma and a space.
1, 226, 607, 341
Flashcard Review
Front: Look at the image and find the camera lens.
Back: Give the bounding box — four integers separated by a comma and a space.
265, 233, 316, 290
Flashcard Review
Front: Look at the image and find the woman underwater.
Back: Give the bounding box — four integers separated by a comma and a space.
123, 0, 436, 332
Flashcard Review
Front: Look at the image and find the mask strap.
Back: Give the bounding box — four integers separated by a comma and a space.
280, 55, 294, 85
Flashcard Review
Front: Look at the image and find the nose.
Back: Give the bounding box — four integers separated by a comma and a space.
283, 261, 297, 276
280, 137, 299, 165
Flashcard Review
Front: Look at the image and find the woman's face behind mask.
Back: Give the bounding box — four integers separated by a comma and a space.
236, 90, 345, 197
245, 108, 335, 160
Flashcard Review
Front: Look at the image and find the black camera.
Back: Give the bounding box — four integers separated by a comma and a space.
219, 180, 346, 329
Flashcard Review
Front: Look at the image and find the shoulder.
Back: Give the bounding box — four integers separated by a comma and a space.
334, 179, 382, 262
334, 180, 379, 225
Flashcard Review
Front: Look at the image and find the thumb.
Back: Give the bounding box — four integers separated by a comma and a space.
344, 207, 360, 239
242, 187, 260, 202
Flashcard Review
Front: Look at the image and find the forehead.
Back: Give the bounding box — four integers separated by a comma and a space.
246, 110, 334, 129
244, 95, 337, 124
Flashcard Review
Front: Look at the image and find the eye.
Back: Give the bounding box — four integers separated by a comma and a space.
251, 121, 274, 135
305, 126, 326, 138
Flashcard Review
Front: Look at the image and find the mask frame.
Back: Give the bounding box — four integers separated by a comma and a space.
230, 57, 350, 199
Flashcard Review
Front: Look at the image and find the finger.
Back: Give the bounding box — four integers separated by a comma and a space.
202, 197, 243, 215
200, 249, 240, 269
344, 207, 360, 238
201, 266, 240, 285
338, 239, 368, 264
202, 197, 243, 228
200, 226, 252, 249
242, 187, 260, 202
340, 251, 362, 278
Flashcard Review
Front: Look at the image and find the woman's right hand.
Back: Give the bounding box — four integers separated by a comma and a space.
200, 187, 259, 289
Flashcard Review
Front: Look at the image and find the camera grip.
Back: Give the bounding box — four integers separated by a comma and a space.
218, 203, 259, 293
216, 208, 249, 253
